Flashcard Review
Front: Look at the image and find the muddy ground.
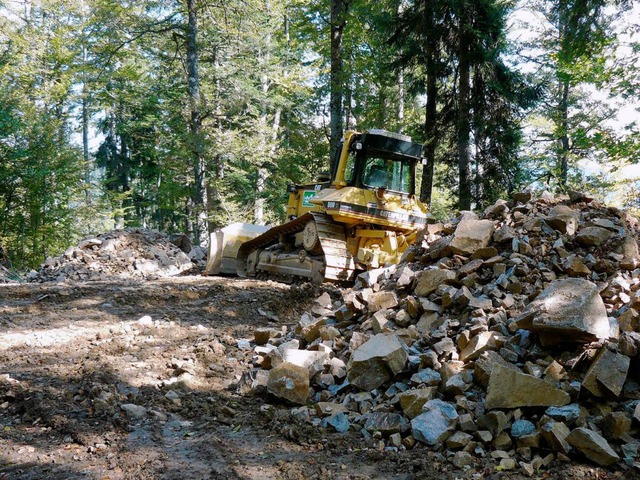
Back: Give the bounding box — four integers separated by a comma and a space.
0, 276, 634, 479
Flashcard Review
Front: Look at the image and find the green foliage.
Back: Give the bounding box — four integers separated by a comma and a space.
1, 0, 638, 270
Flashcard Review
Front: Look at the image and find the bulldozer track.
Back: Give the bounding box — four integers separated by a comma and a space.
236, 213, 357, 283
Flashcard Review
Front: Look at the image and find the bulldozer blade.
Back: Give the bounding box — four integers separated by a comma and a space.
205, 223, 270, 276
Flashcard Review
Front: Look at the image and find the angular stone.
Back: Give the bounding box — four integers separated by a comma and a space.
460, 331, 499, 362
566, 427, 620, 466
474, 351, 519, 388
410, 368, 441, 386
602, 412, 631, 440
546, 205, 579, 235
575, 227, 614, 247
120, 403, 147, 420
281, 349, 328, 376
512, 419, 536, 438
297, 313, 326, 342
541, 420, 571, 454
493, 225, 516, 244
411, 399, 458, 445
486, 363, 570, 410
515, 278, 610, 345
315, 402, 349, 417
322, 412, 350, 433
582, 348, 629, 398
620, 236, 640, 269
416, 312, 445, 335
415, 268, 456, 297
364, 412, 408, 435
366, 290, 398, 313
449, 217, 496, 255
371, 310, 391, 334
477, 411, 508, 434
347, 333, 407, 391
447, 431, 473, 449
453, 451, 474, 468
267, 362, 309, 405
399, 387, 438, 419
545, 404, 581, 424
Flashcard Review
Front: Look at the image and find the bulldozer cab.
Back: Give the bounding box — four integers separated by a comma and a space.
332, 129, 422, 196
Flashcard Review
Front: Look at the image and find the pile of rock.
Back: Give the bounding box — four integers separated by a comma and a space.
29, 229, 202, 282
240, 192, 640, 474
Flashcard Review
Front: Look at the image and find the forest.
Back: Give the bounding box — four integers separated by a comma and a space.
0, 0, 639, 270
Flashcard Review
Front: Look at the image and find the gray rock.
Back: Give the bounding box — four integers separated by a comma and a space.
364, 412, 408, 435
410, 368, 441, 386
511, 419, 536, 438
515, 278, 610, 345
120, 403, 148, 420
449, 217, 496, 255
575, 226, 614, 247
411, 399, 458, 445
582, 348, 630, 397
545, 404, 581, 424
452, 451, 475, 468
486, 363, 570, 409
347, 333, 407, 391
566, 427, 620, 466
322, 412, 350, 433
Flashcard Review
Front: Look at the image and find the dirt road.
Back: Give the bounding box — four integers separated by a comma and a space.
0, 277, 627, 479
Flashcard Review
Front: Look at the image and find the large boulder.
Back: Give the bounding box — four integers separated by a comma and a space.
347, 333, 407, 391
449, 217, 495, 255
515, 278, 610, 345
485, 363, 570, 409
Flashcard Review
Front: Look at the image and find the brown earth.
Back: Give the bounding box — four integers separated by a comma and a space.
0, 276, 634, 479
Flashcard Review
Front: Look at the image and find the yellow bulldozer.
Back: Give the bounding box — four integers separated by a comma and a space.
205, 129, 429, 283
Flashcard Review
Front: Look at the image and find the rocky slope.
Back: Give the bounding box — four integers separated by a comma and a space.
242, 191, 640, 475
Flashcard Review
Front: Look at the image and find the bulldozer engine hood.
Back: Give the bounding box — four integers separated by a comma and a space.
318, 186, 428, 229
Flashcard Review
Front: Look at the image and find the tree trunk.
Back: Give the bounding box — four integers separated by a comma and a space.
329, 0, 349, 160
186, 0, 207, 244
457, 17, 472, 211
558, 79, 570, 189
398, 68, 405, 133
420, 0, 437, 206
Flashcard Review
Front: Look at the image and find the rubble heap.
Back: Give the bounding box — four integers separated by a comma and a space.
241, 191, 640, 474
29, 229, 205, 282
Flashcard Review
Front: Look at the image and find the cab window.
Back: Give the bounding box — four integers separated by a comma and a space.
362, 157, 412, 194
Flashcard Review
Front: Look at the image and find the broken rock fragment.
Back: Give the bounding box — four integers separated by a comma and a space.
486, 363, 570, 409
411, 399, 458, 445
414, 268, 456, 297
566, 427, 620, 466
347, 333, 407, 391
545, 205, 579, 235
267, 362, 309, 405
449, 217, 495, 255
516, 278, 610, 345
575, 226, 614, 247
582, 348, 630, 398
